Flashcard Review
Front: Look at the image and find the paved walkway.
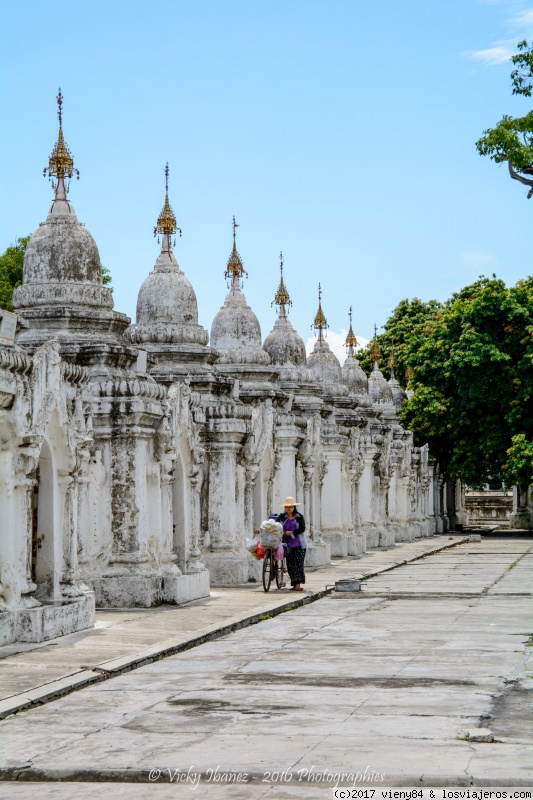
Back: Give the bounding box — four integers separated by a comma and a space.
1, 536, 532, 795
0, 536, 467, 717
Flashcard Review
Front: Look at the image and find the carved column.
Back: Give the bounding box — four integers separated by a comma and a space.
59, 470, 78, 592
108, 434, 149, 565
454, 478, 467, 529
302, 466, 314, 538
359, 444, 379, 548
160, 448, 181, 572
319, 421, 349, 556
206, 440, 243, 551
187, 464, 205, 571
439, 474, 449, 531
201, 410, 248, 584
509, 486, 532, 530
272, 419, 302, 510
244, 465, 259, 536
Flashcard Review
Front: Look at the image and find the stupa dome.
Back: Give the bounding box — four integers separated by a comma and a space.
211, 284, 270, 364
307, 339, 344, 386
128, 165, 209, 348
130, 253, 208, 346
388, 373, 408, 409
23, 205, 102, 286
210, 223, 270, 366
306, 285, 347, 394
263, 317, 306, 366
368, 364, 394, 405
12, 91, 112, 312
136, 258, 197, 325
340, 308, 368, 395
262, 255, 313, 381
366, 331, 394, 406
342, 355, 369, 395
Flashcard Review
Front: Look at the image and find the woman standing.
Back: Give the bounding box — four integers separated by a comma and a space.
276, 496, 306, 591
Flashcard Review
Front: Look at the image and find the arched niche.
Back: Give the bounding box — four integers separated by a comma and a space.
32, 438, 56, 598
32, 408, 71, 601
172, 450, 189, 570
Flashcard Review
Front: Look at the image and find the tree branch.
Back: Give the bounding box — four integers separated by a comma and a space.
508, 160, 533, 198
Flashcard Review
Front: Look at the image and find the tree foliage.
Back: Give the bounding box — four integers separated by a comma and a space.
360, 277, 533, 489
476, 41, 533, 198
0, 236, 29, 311
0, 237, 113, 311
502, 434, 533, 490
510, 39, 533, 97
101, 265, 113, 292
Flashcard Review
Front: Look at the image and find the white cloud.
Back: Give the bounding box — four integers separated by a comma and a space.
305, 330, 369, 365
512, 9, 533, 29
469, 45, 514, 64
460, 250, 499, 272
465, 4, 533, 66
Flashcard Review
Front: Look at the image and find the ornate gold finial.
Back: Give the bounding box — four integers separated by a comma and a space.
405, 365, 414, 385
345, 306, 358, 354
225, 216, 247, 287
43, 88, 79, 192
273, 251, 292, 318
313, 283, 328, 343
388, 339, 397, 373
154, 163, 181, 252
370, 323, 381, 365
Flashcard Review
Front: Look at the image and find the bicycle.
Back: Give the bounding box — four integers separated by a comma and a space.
262, 545, 285, 592
258, 527, 286, 592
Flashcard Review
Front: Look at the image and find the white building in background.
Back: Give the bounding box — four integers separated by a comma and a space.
0, 94, 447, 645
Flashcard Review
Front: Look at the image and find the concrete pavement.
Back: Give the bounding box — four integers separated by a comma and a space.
0, 535, 468, 719
0, 536, 532, 795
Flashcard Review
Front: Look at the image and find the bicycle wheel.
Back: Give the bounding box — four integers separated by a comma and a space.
262, 549, 273, 592
275, 557, 285, 589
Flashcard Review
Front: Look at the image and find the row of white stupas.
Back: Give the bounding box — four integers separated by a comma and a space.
0, 93, 456, 645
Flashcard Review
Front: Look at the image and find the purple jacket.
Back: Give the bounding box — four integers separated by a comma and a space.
276, 512, 306, 548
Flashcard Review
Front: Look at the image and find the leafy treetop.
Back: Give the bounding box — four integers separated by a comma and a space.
401, 276, 533, 488
476, 40, 533, 198
358, 277, 533, 489
356, 297, 443, 387
0, 236, 29, 311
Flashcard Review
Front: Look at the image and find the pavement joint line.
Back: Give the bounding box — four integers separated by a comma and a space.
330, 592, 533, 599
480, 546, 533, 596
0, 535, 469, 721
1, 767, 533, 787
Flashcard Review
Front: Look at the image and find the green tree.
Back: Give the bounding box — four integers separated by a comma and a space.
399, 276, 533, 487
0, 236, 112, 310
502, 434, 533, 490
476, 40, 533, 198
0, 236, 29, 311
357, 297, 443, 385
101, 265, 113, 292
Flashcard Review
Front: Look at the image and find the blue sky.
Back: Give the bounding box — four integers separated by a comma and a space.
1, 0, 531, 362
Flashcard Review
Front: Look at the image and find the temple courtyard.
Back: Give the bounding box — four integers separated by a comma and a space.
0, 535, 532, 797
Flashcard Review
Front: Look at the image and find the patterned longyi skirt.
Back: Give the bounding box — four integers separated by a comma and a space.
286, 546, 306, 586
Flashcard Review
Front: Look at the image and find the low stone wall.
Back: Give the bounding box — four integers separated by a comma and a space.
465, 490, 513, 528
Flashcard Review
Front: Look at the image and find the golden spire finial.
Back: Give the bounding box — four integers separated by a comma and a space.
225, 216, 247, 288
154, 163, 181, 253
345, 305, 358, 355
312, 283, 328, 343
273, 251, 292, 318
43, 88, 79, 195
388, 340, 397, 374
370, 323, 382, 366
